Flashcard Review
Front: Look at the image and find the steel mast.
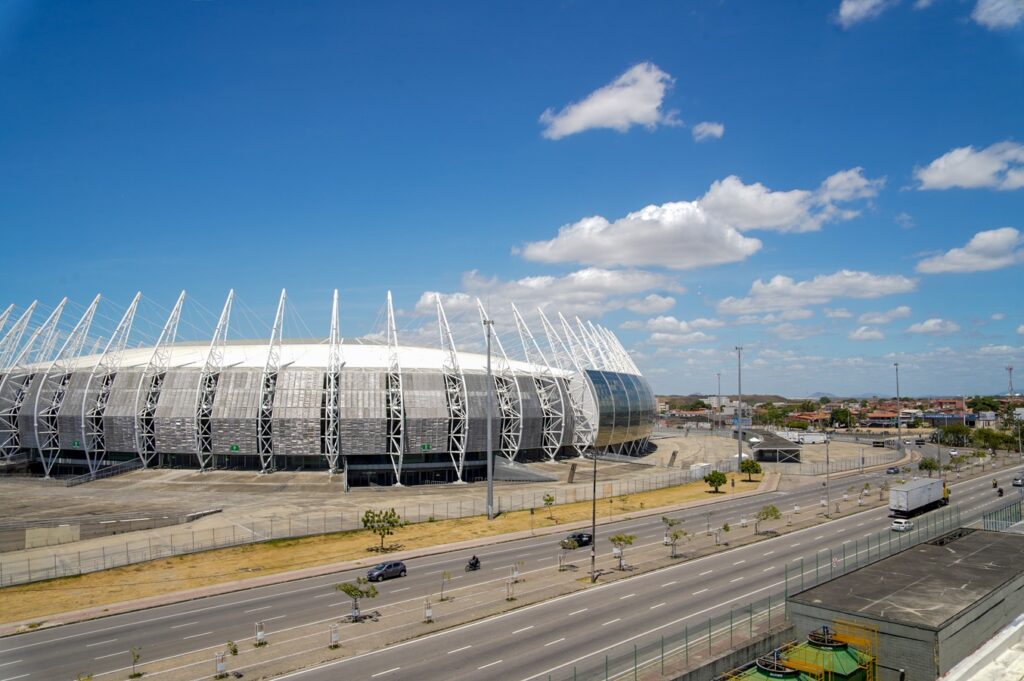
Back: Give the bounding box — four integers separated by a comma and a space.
384, 291, 406, 484
323, 289, 343, 475
0, 304, 12, 336
134, 291, 185, 468
436, 297, 468, 482
539, 309, 596, 458
257, 290, 286, 474
34, 294, 101, 477
512, 303, 566, 462
477, 300, 523, 463
194, 290, 233, 472
82, 292, 141, 475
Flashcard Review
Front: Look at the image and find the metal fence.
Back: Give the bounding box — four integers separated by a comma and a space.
982, 496, 1024, 532
545, 504, 962, 681
60, 459, 143, 487
759, 451, 901, 476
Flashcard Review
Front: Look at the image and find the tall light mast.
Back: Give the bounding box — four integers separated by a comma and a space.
323, 290, 343, 474
437, 297, 468, 482
477, 300, 523, 463
384, 291, 406, 484
194, 290, 233, 472
134, 291, 185, 468
256, 290, 286, 474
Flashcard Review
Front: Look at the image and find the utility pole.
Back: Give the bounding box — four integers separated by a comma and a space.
894, 362, 902, 452
1008, 365, 1014, 397
590, 447, 597, 583
736, 347, 743, 471
484, 318, 494, 520
825, 437, 831, 518
716, 372, 722, 433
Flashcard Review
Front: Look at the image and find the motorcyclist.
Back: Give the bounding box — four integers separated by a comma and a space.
468, 555, 480, 569
993, 479, 998, 489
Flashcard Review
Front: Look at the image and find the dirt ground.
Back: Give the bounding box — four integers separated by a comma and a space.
0, 471, 757, 625
648, 432, 880, 467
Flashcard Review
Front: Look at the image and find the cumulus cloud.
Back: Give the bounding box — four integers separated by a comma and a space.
540, 63, 681, 140
770, 323, 821, 340
825, 307, 853, 319
836, 0, 894, 27
692, 121, 724, 141
737, 309, 815, 325
896, 212, 915, 230
915, 141, 1024, 191
621, 315, 722, 347
849, 326, 885, 341
520, 168, 883, 270
978, 344, 1022, 355
717, 270, 917, 315
992, 312, 1006, 320
907, 318, 961, 335
916, 227, 1024, 274
625, 294, 676, 315
858, 305, 912, 325
972, 0, 1024, 29
1019, 324, 1024, 335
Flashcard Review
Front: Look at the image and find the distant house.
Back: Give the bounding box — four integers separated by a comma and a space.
976, 411, 998, 428
863, 410, 898, 427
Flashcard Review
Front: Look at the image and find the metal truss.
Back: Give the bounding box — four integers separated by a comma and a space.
257, 290, 286, 474
511, 304, 565, 461
538, 310, 596, 457
194, 290, 233, 472
477, 300, 523, 464
0, 302, 37, 372
322, 289, 343, 473
558, 312, 596, 371
82, 292, 140, 475
436, 297, 468, 482
134, 291, 186, 468
0, 299, 66, 461
35, 295, 100, 477
576, 317, 611, 370
603, 326, 641, 375
0, 304, 12, 338
384, 291, 406, 484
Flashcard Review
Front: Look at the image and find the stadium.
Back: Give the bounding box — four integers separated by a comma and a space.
0, 290, 655, 486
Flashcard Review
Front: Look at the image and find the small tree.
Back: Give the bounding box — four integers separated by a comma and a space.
129, 646, 143, 679
740, 458, 762, 482
362, 508, 403, 551
335, 577, 378, 620
542, 493, 556, 519
917, 457, 939, 477
754, 504, 782, 534
704, 470, 728, 493
226, 640, 238, 656
669, 528, 689, 558
661, 515, 681, 545
609, 533, 635, 570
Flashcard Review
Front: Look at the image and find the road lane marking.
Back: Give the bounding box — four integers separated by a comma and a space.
0, 661, 22, 668
857, 522, 865, 527
791, 543, 801, 547
650, 602, 665, 610
602, 618, 621, 626
447, 645, 471, 654
478, 660, 503, 670
692, 588, 708, 595
732, 560, 746, 565
245, 606, 273, 613
264, 615, 287, 621
312, 593, 336, 599
762, 567, 774, 572
762, 550, 775, 556
169, 621, 199, 629
661, 580, 677, 587
93, 651, 125, 660
371, 668, 400, 677
700, 570, 713, 575
85, 639, 118, 647
730, 577, 744, 583
513, 626, 534, 634
391, 587, 410, 593
544, 638, 566, 647
619, 594, 635, 600
568, 608, 587, 616
814, 536, 824, 540
0, 674, 29, 681
182, 631, 212, 640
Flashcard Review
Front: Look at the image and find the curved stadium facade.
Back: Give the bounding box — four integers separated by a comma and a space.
0, 291, 655, 486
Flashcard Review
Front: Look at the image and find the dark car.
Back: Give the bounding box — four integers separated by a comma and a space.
367, 561, 406, 581
886, 466, 900, 474
561, 532, 593, 549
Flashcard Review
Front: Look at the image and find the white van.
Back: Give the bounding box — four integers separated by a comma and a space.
891, 518, 913, 532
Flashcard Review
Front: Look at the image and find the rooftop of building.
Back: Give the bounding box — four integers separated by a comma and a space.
789, 529, 1024, 630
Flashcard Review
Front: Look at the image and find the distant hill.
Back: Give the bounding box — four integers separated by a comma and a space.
658, 393, 789, 404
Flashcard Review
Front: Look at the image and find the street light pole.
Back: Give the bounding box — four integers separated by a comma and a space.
894, 362, 902, 452
736, 347, 743, 471
591, 447, 597, 583
716, 371, 722, 433
825, 437, 831, 518
484, 318, 494, 520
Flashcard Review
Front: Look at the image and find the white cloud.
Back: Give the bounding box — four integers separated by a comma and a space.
916, 227, 1024, 274
540, 63, 681, 140
692, 121, 724, 142
717, 270, 917, 315
624, 294, 676, 315
825, 307, 853, 319
858, 305, 912, 325
1018, 324, 1024, 335
895, 212, 914, 230
519, 168, 883, 270
978, 344, 1022, 355
648, 331, 715, 346
992, 312, 1006, 320
915, 0, 937, 7
737, 309, 816, 325
849, 326, 885, 341
915, 141, 1024, 190
907, 318, 961, 335
972, 0, 1024, 29
770, 323, 821, 340
837, 0, 894, 27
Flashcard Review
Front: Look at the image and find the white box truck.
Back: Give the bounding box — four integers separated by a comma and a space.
889, 478, 949, 518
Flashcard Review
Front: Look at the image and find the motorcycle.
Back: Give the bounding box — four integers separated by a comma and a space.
998, 488, 1004, 498
465, 559, 481, 572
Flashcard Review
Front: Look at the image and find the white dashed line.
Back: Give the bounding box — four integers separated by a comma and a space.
169, 621, 199, 629
763, 550, 775, 556
700, 570, 714, 576
730, 577, 744, 583
619, 594, 635, 600
447, 645, 471, 654
791, 543, 801, 547
93, 651, 124, 660
544, 638, 566, 647
692, 588, 709, 595
602, 619, 621, 626
650, 602, 666, 610
661, 581, 677, 587
85, 639, 118, 647
513, 626, 534, 634
182, 631, 212, 640
372, 668, 401, 677
814, 536, 824, 540
391, 587, 410, 593
478, 660, 503, 670
568, 608, 587, 616
762, 567, 774, 572
245, 606, 272, 613
733, 559, 746, 565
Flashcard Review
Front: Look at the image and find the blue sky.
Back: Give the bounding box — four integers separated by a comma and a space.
1, 0, 1022, 397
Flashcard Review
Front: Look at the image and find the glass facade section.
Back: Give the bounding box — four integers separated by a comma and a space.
585, 370, 655, 450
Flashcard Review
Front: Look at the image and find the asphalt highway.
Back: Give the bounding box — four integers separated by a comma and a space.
0, 461, 1016, 681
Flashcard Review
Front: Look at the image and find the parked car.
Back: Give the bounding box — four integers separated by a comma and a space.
886, 466, 900, 474
1013, 477, 1024, 487
367, 561, 406, 581
948, 449, 959, 456
561, 532, 593, 549
891, 518, 913, 532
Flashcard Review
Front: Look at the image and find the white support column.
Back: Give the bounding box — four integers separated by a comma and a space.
603, 326, 641, 375
194, 290, 233, 472
82, 292, 140, 475
323, 289, 343, 474
34, 295, 101, 477
134, 291, 186, 468
512, 304, 566, 461
0, 302, 37, 372
257, 290, 286, 474
0, 304, 12, 337
559, 312, 596, 370
539, 310, 596, 458
385, 291, 406, 484
576, 317, 610, 370
477, 300, 523, 464
437, 297, 468, 482
0, 299, 66, 461
588, 321, 626, 373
